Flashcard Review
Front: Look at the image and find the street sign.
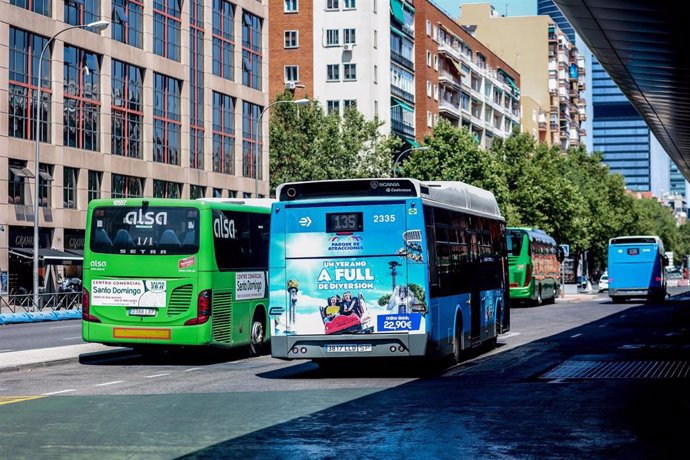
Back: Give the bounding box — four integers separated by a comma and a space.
560, 244, 570, 257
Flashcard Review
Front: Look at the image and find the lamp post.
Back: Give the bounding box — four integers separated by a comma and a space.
253, 98, 310, 197
33, 20, 109, 311
392, 146, 429, 178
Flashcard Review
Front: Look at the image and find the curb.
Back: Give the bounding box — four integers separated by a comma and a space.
0, 309, 81, 325
0, 344, 128, 374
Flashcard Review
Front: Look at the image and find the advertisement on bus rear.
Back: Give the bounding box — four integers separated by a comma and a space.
271, 225, 428, 336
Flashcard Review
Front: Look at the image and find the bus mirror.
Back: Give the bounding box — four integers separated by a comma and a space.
662, 255, 670, 266
557, 246, 565, 262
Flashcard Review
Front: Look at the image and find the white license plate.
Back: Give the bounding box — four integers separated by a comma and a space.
128, 308, 157, 316
325, 344, 372, 353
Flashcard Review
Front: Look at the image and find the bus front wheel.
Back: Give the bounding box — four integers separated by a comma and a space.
249, 310, 266, 357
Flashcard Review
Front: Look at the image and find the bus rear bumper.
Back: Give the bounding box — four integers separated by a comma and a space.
509, 286, 533, 300
609, 288, 661, 298
83, 321, 212, 346
271, 333, 428, 359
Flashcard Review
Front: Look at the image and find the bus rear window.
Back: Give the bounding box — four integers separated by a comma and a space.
506, 231, 524, 256
90, 207, 199, 255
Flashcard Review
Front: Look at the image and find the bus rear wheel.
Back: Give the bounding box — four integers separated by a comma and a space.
453, 314, 463, 364
611, 296, 625, 304
249, 311, 266, 357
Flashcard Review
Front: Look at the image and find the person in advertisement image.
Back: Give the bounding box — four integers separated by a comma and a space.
273, 227, 428, 336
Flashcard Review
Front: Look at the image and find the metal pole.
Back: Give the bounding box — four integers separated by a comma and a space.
32, 22, 109, 311
392, 146, 428, 178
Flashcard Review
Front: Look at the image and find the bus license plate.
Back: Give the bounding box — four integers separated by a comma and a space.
129, 308, 157, 317
324, 344, 372, 353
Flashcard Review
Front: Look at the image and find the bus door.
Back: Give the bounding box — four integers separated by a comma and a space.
279, 201, 428, 338
469, 230, 481, 345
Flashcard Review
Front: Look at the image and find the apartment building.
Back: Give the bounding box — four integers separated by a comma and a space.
415, 0, 521, 149
458, 3, 585, 150
0, 0, 269, 294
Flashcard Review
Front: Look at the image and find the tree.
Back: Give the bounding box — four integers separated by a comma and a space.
268, 93, 400, 194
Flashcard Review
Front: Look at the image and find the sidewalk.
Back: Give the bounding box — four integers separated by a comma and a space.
0, 343, 122, 373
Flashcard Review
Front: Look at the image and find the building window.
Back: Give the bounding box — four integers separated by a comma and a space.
153, 0, 181, 61
374, 100, 378, 117
191, 0, 205, 170
153, 180, 181, 199
434, 55, 439, 71
327, 64, 340, 81
434, 84, 439, 101
63, 167, 78, 209
8, 160, 33, 205
326, 0, 339, 10
212, 0, 235, 80
212, 91, 236, 174
153, 73, 181, 165
374, 30, 378, 48
327, 100, 340, 115
284, 65, 299, 83
426, 20, 431, 36
64, 0, 99, 29
374, 65, 378, 84
427, 80, 432, 97
242, 11, 263, 90
242, 101, 262, 181
426, 50, 432, 67
228, 190, 238, 198
111, 60, 143, 158
112, 0, 144, 48
343, 63, 357, 81
10, 0, 51, 16
284, 0, 298, 12
111, 174, 143, 198
373, 0, 377, 13
427, 111, 433, 128
344, 0, 356, 9
38, 164, 53, 207
284, 30, 298, 48
63, 46, 100, 151
344, 99, 357, 111
343, 28, 356, 45
326, 29, 339, 46
88, 171, 102, 202
213, 188, 223, 198
190, 185, 206, 199
8, 28, 51, 143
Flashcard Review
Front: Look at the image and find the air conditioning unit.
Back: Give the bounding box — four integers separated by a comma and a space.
284, 82, 297, 90
342, 43, 354, 51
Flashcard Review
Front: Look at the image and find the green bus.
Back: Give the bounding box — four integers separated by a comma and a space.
82, 198, 272, 355
506, 227, 563, 306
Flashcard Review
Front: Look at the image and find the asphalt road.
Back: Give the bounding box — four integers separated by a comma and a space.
0, 290, 688, 459
0, 320, 84, 353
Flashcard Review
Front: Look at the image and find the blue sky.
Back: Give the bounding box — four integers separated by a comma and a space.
431, 0, 537, 18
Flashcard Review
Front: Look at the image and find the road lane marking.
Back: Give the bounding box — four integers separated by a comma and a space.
94, 381, 124, 387
49, 325, 81, 329
42, 389, 76, 396
0, 349, 15, 353
0, 396, 44, 406
144, 373, 170, 378
571, 333, 582, 338
499, 332, 521, 339
184, 368, 202, 372
61, 336, 83, 340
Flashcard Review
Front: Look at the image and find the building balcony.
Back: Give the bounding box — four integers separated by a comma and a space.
391, 51, 414, 71
391, 84, 415, 104
438, 70, 462, 89
391, 118, 415, 138
439, 100, 461, 118
438, 42, 461, 63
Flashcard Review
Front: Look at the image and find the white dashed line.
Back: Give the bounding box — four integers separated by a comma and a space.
499, 332, 521, 339
62, 336, 83, 340
144, 373, 170, 379
42, 389, 76, 396
184, 368, 202, 372
49, 325, 81, 329
570, 333, 582, 338
94, 381, 124, 387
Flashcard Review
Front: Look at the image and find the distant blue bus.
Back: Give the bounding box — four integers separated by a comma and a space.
268, 178, 510, 363
608, 236, 668, 303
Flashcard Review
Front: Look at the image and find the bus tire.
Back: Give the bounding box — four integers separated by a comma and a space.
453, 313, 463, 364
611, 296, 625, 304
249, 308, 266, 357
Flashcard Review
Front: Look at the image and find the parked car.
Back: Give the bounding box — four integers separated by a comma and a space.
598, 271, 609, 292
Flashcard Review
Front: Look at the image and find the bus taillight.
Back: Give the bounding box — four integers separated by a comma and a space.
523, 265, 532, 287
82, 288, 100, 323
185, 290, 212, 325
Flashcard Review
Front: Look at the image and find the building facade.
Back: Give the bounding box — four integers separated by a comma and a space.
458, 3, 585, 150
269, 0, 522, 150
0, 0, 269, 294
415, 0, 521, 148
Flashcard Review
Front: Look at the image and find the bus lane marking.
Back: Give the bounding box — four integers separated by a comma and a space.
42, 389, 76, 396
94, 381, 124, 387
144, 373, 170, 379
0, 396, 44, 406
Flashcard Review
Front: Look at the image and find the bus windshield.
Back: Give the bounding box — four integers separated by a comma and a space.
506, 230, 524, 256
89, 206, 199, 255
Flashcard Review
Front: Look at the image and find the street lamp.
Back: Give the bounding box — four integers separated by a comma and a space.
253, 98, 310, 197
392, 146, 429, 178
33, 20, 109, 310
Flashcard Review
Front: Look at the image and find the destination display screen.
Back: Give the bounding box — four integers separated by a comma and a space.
627, 248, 639, 256
326, 212, 363, 233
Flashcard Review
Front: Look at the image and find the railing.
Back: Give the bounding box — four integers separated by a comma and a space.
391, 84, 415, 103
1, 292, 82, 313
391, 51, 414, 71
391, 119, 415, 138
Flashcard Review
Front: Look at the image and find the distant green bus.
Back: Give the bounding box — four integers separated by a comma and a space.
507, 228, 563, 305
82, 198, 271, 355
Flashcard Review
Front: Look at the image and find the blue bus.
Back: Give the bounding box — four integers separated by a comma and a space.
268, 178, 509, 363
608, 235, 668, 303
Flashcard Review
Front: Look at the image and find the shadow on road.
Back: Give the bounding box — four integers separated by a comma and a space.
79, 345, 258, 367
